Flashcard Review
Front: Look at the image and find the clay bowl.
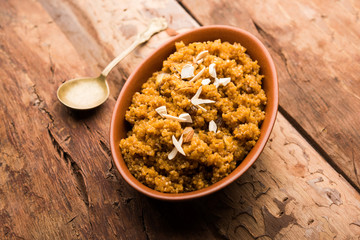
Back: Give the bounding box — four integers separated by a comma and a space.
110, 25, 278, 201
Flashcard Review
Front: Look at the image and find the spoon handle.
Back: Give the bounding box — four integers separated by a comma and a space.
101, 18, 168, 77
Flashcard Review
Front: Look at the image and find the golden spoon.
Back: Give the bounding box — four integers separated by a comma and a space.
57, 18, 167, 110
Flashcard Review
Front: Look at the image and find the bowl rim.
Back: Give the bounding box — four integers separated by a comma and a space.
110, 25, 278, 201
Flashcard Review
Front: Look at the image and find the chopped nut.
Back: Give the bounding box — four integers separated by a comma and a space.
172, 134, 185, 156
190, 86, 215, 111
201, 78, 211, 85
209, 120, 217, 133
181, 64, 195, 79
209, 63, 217, 78
155, 106, 192, 123
189, 66, 206, 82
168, 134, 184, 160
183, 127, 194, 143
195, 50, 208, 62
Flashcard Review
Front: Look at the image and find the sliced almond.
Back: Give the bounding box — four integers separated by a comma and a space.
213, 78, 220, 88
189, 67, 206, 82
168, 147, 178, 160
195, 50, 208, 62
191, 98, 215, 105
162, 113, 193, 123
172, 134, 185, 156
209, 63, 217, 78
168, 134, 184, 160
196, 59, 204, 64
190, 86, 215, 112
181, 64, 195, 79
209, 120, 217, 133
178, 113, 193, 123
183, 127, 194, 143
191, 86, 203, 100
201, 78, 211, 85
156, 73, 166, 85
155, 106, 167, 116
219, 77, 231, 86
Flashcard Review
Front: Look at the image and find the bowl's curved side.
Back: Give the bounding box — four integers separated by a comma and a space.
110, 25, 278, 201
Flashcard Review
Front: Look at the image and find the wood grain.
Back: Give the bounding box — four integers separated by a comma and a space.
1, 0, 360, 239
179, 0, 360, 189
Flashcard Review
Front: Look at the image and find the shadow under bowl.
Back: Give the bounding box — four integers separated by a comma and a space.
110, 25, 278, 201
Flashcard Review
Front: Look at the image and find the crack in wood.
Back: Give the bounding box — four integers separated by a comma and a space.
47, 127, 89, 208
352, 149, 360, 186
141, 208, 150, 240
255, 187, 270, 200
233, 206, 257, 224
31, 84, 54, 123
47, 45, 55, 83
350, 220, 360, 228
176, 0, 202, 26
66, 215, 78, 224
99, 140, 112, 158
234, 223, 266, 239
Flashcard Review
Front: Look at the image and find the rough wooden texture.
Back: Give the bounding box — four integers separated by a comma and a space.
1, 0, 360, 239
179, 0, 360, 189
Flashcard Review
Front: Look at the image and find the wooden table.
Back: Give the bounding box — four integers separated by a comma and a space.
1, 0, 360, 239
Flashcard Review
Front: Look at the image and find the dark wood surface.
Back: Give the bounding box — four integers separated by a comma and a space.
1, 0, 360, 239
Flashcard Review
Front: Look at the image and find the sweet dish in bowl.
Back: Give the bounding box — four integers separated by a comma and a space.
110, 25, 278, 201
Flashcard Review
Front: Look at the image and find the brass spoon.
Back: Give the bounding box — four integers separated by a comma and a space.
57, 18, 168, 110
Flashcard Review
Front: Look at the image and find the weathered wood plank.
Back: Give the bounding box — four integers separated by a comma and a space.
179, 0, 360, 189
1, 0, 360, 239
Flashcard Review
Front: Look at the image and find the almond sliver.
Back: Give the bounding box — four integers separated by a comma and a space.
155, 106, 167, 116
201, 78, 211, 85
219, 77, 231, 86
168, 134, 185, 160
179, 113, 193, 123
209, 63, 217, 78
209, 120, 217, 133
195, 50, 208, 62
191, 86, 203, 100
190, 86, 215, 112
181, 64, 195, 79
168, 147, 178, 160
191, 99, 215, 105
172, 134, 185, 156
162, 114, 192, 123
189, 67, 206, 82
213, 78, 220, 88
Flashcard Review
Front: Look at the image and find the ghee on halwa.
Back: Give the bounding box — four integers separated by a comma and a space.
119, 40, 267, 193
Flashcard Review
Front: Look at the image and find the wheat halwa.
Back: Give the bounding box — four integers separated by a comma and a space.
119, 40, 267, 193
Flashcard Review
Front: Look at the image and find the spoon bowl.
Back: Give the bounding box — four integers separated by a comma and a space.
57, 75, 109, 110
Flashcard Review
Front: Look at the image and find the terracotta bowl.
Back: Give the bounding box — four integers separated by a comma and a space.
110, 25, 278, 201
